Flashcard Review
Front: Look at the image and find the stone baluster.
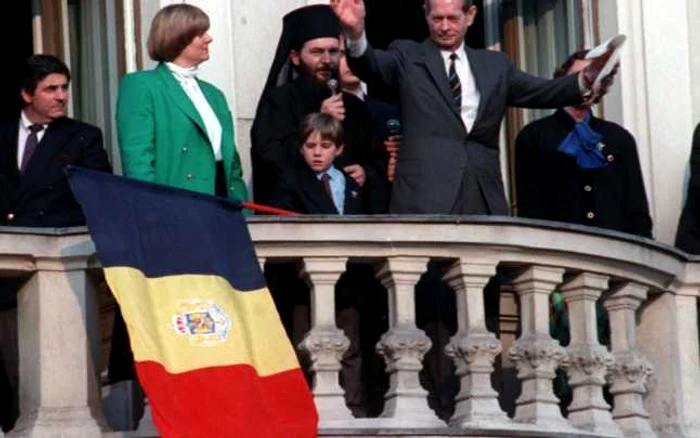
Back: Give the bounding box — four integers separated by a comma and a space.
508, 266, 571, 429
11, 257, 103, 437
297, 257, 352, 424
559, 273, 620, 436
443, 260, 507, 427
636, 287, 700, 438
374, 257, 442, 426
604, 283, 656, 438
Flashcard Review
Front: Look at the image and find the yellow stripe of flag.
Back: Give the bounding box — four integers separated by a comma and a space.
106, 266, 299, 376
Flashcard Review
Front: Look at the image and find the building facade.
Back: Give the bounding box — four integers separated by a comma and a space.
17, 0, 700, 240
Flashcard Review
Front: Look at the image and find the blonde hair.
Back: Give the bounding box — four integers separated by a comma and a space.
147, 4, 210, 62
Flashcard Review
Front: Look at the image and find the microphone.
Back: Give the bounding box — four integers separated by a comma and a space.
386, 119, 401, 137
327, 79, 339, 95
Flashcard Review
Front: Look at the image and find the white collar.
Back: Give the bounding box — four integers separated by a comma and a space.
316, 165, 341, 180
20, 110, 48, 131
440, 41, 467, 63
166, 62, 199, 80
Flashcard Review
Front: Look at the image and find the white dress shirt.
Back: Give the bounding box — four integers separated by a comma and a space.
17, 111, 48, 169
317, 165, 346, 214
166, 62, 223, 161
440, 43, 480, 133
347, 33, 480, 133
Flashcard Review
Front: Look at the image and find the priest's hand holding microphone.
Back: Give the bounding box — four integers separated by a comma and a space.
322, 78, 366, 187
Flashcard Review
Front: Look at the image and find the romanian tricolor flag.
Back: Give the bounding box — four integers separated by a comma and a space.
68, 168, 318, 438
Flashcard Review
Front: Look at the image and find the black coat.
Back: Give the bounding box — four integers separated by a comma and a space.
251, 74, 388, 212
0, 116, 112, 227
269, 165, 365, 215
676, 123, 700, 253
515, 110, 652, 238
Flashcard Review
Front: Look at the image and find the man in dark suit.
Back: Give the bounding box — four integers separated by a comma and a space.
0, 55, 111, 227
0, 54, 111, 432
330, 0, 616, 215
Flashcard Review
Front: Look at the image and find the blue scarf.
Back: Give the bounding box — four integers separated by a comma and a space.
557, 112, 607, 169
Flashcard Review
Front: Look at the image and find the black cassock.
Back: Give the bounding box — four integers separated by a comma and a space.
251, 73, 389, 213
515, 109, 652, 238
675, 123, 700, 253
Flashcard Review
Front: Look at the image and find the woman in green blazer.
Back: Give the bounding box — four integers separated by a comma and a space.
116, 4, 248, 202
109, 3, 249, 386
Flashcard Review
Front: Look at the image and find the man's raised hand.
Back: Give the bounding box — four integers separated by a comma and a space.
329, 0, 366, 40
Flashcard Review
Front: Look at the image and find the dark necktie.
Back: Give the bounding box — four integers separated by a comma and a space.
448, 53, 462, 110
20, 124, 44, 174
321, 172, 332, 197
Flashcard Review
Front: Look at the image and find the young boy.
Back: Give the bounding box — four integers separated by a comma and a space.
269, 112, 365, 214
268, 113, 387, 417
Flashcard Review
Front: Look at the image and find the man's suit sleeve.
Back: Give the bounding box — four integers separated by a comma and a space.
80, 127, 112, 174
346, 42, 402, 88
506, 60, 583, 109
676, 124, 700, 252
514, 125, 546, 219
116, 73, 157, 182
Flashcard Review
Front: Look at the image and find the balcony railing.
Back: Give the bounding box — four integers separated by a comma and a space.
1, 216, 699, 438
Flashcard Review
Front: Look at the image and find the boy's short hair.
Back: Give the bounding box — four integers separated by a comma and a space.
299, 113, 344, 146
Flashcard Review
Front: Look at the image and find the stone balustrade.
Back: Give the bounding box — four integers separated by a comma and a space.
0, 216, 699, 438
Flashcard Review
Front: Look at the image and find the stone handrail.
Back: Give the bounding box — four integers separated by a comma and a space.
0, 216, 699, 438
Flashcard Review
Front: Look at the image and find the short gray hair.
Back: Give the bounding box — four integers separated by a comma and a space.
424, 0, 474, 14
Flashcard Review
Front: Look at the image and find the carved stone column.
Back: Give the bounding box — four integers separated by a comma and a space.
559, 273, 620, 436
443, 260, 507, 427
508, 266, 571, 429
297, 257, 352, 424
10, 257, 102, 438
604, 283, 656, 438
374, 257, 442, 426
637, 288, 700, 438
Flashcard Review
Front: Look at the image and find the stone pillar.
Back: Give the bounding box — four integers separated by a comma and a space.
374, 257, 442, 427
604, 283, 656, 438
637, 288, 700, 438
443, 260, 507, 427
559, 273, 620, 436
297, 257, 352, 424
10, 257, 102, 438
508, 266, 571, 429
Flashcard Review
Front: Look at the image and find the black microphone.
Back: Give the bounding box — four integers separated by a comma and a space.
386, 119, 401, 137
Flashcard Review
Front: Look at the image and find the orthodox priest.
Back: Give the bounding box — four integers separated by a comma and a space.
251, 4, 388, 212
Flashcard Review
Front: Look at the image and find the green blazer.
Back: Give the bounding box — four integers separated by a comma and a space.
116, 63, 248, 203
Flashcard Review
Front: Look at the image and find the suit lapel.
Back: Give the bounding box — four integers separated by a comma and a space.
465, 46, 489, 130
299, 167, 338, 214
21, 118, 72, 181
156, 63, 208, 136
343, 179, 362, 214
420, 40, 462, 124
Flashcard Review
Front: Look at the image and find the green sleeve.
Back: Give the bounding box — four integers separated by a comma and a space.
116, 74, 157, 182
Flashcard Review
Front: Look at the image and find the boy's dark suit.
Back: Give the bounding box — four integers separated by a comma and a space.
0, 115, 110, 432
0, 116, 111, 227
269, 165, 364, 215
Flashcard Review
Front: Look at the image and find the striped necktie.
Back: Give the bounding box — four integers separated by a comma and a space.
448, 53, 462, 110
